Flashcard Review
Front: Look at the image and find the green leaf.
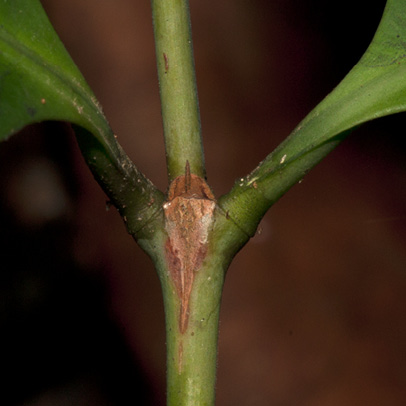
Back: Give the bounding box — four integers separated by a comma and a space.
0, 0, 165, 241
0, 0, 116, 151
219, 0, 406, 237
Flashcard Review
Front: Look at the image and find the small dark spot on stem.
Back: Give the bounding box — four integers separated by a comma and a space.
163, 52, 169, 73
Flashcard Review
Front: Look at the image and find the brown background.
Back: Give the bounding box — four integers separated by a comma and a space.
1, 0, 406, 405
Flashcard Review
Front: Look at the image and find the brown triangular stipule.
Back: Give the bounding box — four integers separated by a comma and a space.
164, 159, 216, 334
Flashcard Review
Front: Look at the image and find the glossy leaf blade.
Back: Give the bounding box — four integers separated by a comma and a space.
0, 0, 116, 155
220, 0, 406, 236
0, 0, 166, 241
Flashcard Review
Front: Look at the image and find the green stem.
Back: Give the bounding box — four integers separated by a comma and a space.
141, 203, 249, 406
156, 248, 226, 406
149, 2, 249, 405
151, 0, 205, 181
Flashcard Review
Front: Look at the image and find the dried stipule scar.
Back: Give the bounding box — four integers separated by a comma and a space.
163, 161, 215, 334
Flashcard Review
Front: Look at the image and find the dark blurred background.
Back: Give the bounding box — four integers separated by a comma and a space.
1, 0, 406, 405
